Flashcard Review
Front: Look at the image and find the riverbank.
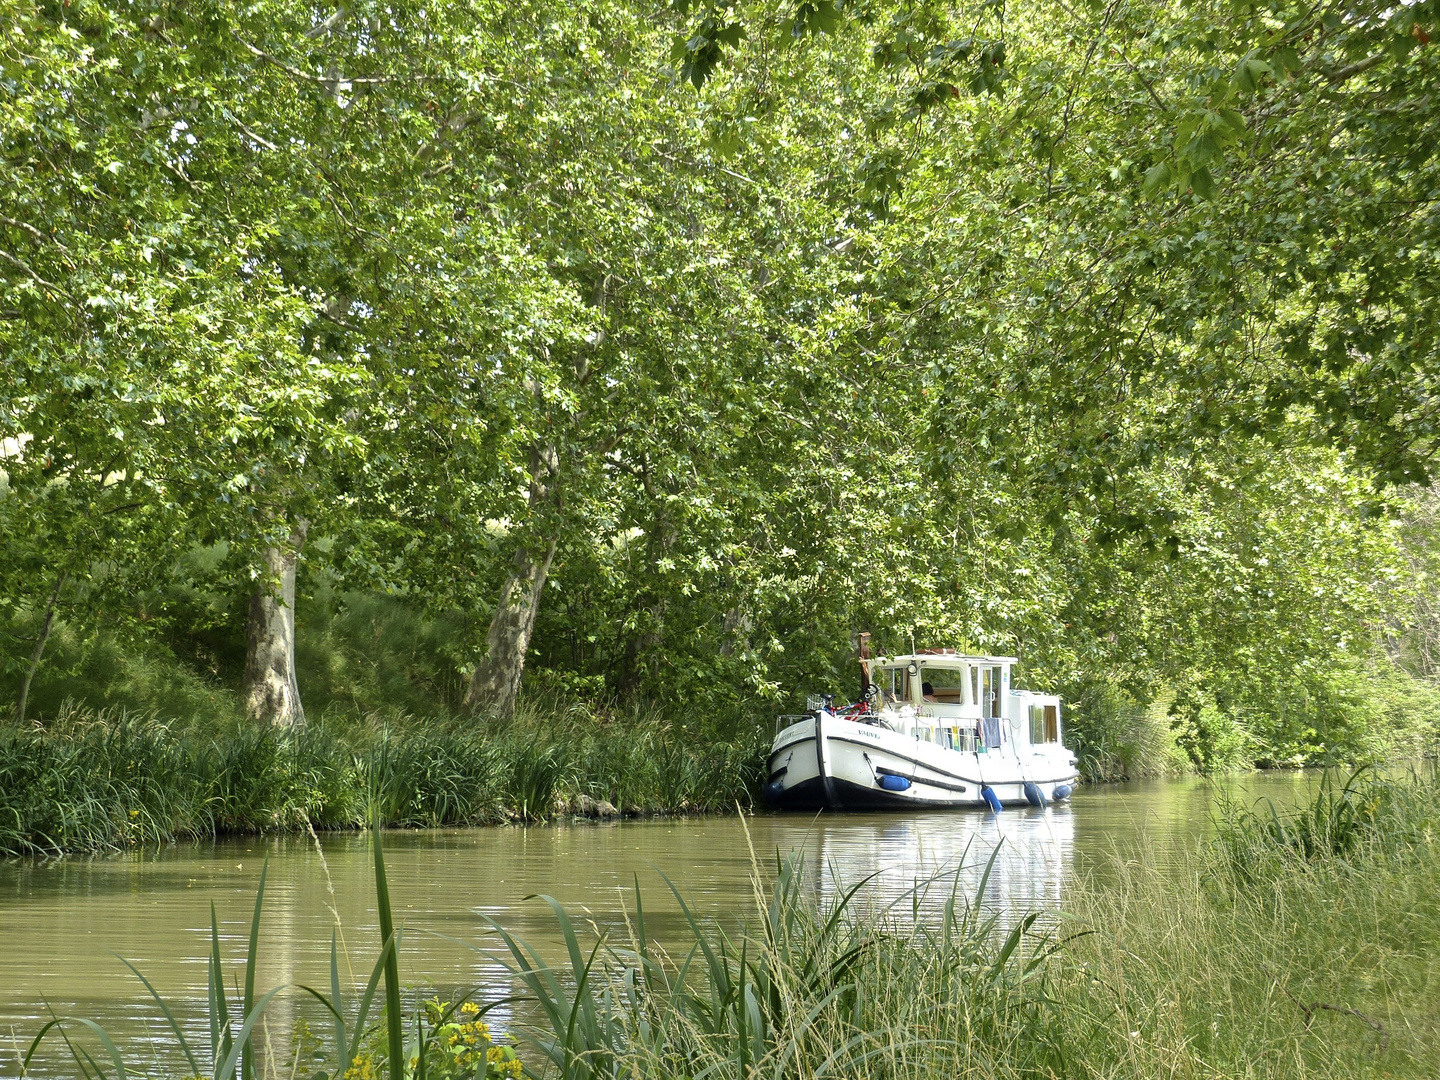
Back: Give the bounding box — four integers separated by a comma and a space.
6, 696, 1431, 858
0, 704, 765, 857
1051, 770, 1440, 1075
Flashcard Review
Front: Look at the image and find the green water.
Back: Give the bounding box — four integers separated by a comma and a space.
0, 772, 1321, 1074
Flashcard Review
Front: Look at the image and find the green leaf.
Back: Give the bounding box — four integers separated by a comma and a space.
1232, 54, 1271, 94
1143, 161, 1174, 197
1190, 165, 1216, 199
790, 1, 841, 39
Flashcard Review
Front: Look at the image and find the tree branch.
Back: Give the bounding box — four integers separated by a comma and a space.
233, 33, 419, 86
0, 215, 70, 254
0, 248, 67, 296
1322, 51, 1388, 83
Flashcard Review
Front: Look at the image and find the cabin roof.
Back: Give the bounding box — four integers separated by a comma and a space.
873, 652, 1019, 666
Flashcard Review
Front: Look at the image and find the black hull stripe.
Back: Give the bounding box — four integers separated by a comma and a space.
765, 776, 983, 812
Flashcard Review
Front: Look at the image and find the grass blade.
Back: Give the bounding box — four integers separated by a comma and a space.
112, 954, 200, 1077
372, 823, 405, 1080
24, 1017, 128, 1080
241, 859, 268, 1080
213, 987, 285, 1080
210, 901, 231, 1074
330, 931, 349, 1071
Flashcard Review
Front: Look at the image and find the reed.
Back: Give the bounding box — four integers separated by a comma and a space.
1047, 767, 1440, 1077
1214, 764, 1440, 875
482, 843, 1069, 1080
0, 703, 766, 857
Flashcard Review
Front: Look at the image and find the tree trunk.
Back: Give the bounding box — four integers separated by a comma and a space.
463, 537, 558, 718
465, 440, 560, 719
15, 572, 66, 724
241, 523, 307, 728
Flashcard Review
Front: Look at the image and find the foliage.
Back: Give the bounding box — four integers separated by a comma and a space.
1215, 765, 1440, 871
409, 1000, 522, 1080
4, 0, 1439, 771
1060, 682, 1189, 781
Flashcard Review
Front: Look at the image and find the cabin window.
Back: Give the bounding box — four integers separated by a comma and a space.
1029, 703, 1059, 743
919, 665, 966, 704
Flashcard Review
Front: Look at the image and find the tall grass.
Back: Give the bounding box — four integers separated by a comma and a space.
1050, 767, 1440, 1077
482, 840, 1069, 1080
1214, 764, 1435, 868
0, 703, 766, 857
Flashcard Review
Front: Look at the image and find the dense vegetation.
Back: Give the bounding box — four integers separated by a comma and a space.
17, 769, 1440, 1078
5, 0, 1440, 794
0, 703, 765, 857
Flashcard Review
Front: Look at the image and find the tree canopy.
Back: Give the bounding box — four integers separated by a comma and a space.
3, 0, 1437, 767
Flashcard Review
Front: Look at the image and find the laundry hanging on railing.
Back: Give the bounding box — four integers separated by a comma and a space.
981, 717, 1002, 748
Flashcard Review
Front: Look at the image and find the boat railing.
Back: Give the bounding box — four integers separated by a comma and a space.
775, 713, 813, 734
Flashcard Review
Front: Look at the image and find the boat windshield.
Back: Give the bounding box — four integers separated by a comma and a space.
874, 665, 909, 706
918, 664, 967, 704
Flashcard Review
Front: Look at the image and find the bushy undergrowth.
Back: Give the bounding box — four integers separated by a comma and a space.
1062, 683, 1190, 781
0, 703, 766, 857
1063, 666, 1440, 780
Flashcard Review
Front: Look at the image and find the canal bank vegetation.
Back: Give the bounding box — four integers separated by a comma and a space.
4, 553, 1440, 854
497, 768, 1440, 1079
14, 770, 1439, 1079
5, 0, 1440, 828
0, 703, 764, 857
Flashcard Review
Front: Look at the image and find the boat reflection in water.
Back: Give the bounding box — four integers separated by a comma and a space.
787, 804, 1076, 923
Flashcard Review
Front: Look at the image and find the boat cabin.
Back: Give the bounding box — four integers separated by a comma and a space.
867, 650, 1063, 753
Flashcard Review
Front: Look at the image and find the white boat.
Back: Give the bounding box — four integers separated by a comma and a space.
762, 647, 1079, 811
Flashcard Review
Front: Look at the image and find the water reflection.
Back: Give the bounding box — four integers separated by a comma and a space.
798, 805, 1075, 920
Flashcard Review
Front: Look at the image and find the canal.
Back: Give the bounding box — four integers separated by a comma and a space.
0, 772, 1320, 1074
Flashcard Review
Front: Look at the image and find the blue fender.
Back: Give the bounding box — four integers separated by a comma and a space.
1023, 781, 1046, 807
877, 773, 912, 792
981, 785, 1004, 812
762, 779, 787, 805
1051, 783, 1073, 802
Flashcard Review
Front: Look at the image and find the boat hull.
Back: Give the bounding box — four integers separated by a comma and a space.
763, 712, 1078, 811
